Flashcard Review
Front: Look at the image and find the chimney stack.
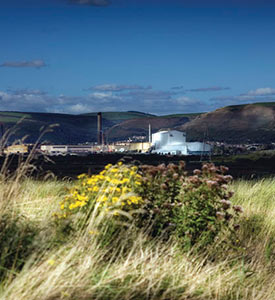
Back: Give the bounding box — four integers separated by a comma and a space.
97, 112, 102, 145
148, 123, 152, 143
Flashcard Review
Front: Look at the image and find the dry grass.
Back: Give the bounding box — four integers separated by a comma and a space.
0, 176, 274, 300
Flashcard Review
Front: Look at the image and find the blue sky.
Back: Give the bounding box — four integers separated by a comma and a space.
0, 0, 275, 115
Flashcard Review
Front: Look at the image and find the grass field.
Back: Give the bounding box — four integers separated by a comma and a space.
0, 174, 274, 300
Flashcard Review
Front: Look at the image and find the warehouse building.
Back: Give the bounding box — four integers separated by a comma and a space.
40, 145, 93, 154
151, 130, 211, 155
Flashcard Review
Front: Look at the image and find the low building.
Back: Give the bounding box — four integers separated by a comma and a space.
187, 142, 212, 155
40, 144, 93, 154
107, 142, 151, 153
151, 130, 211, 155
4, 144, 31, 154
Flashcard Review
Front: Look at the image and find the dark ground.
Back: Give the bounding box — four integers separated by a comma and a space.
1, 153, 275, 180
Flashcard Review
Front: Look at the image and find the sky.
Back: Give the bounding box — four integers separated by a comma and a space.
0, 0, 275, 115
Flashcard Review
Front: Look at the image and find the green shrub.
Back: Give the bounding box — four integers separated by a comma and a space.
135, 161, 187, 237
0, 214, 37, 281
175, 163, 242, 248
57, 161, 242, 250
136, 162, 242, 248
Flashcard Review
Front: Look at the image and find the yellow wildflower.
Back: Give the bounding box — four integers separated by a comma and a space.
47, 259, 55, 266
69, 203, 75, 210
77, 174, 86, 179
92, 186, 99, 192
89, 230, 99, 235
112, 196, 119, 203
105, 164, 112, 170
77, 194, 88, 202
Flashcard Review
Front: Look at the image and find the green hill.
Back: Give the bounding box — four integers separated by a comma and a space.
1, 102, 275, 144
82, 111, 155, 123
0, 111, 108, 144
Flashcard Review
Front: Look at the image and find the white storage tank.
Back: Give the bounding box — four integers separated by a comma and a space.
187, 142, 212, 155
152, 130, 186, 148
151, 130, 187, 155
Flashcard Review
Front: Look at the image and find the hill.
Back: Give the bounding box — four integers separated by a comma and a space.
82, 111, 155, 124
0, 111, 195, 144
180, 102, 275, 143
106, 116, 191, 141
1, 103, 275, 144
0, 111, 112, 144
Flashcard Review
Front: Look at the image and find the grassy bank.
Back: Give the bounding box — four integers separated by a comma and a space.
0, 177, 274, 300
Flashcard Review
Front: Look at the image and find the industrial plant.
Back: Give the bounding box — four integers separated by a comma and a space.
39, 112, 211, 156
2, 112, 211, 156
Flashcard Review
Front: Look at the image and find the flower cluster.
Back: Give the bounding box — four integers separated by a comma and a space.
175, 163, 242, 248
135, 161, 242, 248
56, 162, 143, 220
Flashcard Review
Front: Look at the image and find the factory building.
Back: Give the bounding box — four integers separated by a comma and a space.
151, 130, 211, 155
4, 144, 31, 154
40, 145, 93, 154
151, 130, 188, 155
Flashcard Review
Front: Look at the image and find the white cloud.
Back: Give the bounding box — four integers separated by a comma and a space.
0, 87, 208, 115
246, 87, 275, 96
67, 103, 91, 114
91, 84, 152, 92
175, 96, 199, 105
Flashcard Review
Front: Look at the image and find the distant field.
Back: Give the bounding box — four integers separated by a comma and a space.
0, 112, 32, 123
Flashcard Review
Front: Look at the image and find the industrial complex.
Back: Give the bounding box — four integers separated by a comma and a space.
39, 113, 211, 156
3, 112, 212, 156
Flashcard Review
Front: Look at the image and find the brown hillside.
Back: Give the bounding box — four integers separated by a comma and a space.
180, 103, 275, 143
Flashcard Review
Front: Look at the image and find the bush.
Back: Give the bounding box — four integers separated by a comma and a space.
136, 162, 242, 248
57, 161, 242, 249
134, 161, 187, 237
55, 161, 144, 233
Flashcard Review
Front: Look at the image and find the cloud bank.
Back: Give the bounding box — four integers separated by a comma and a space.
0, 86, 204, 115
90, 84, 152, 92
186, 86, 230, 92
0, 60, 47, 69
1, 85, 275, 115
210, 87, 275, 107
245, 87, 275, 96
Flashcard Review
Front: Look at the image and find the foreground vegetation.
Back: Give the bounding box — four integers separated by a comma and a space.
0, 164, 274, 300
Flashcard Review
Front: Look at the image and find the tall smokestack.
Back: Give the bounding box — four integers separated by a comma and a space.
97, 112, 102, 145
148, 123, 152, 143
